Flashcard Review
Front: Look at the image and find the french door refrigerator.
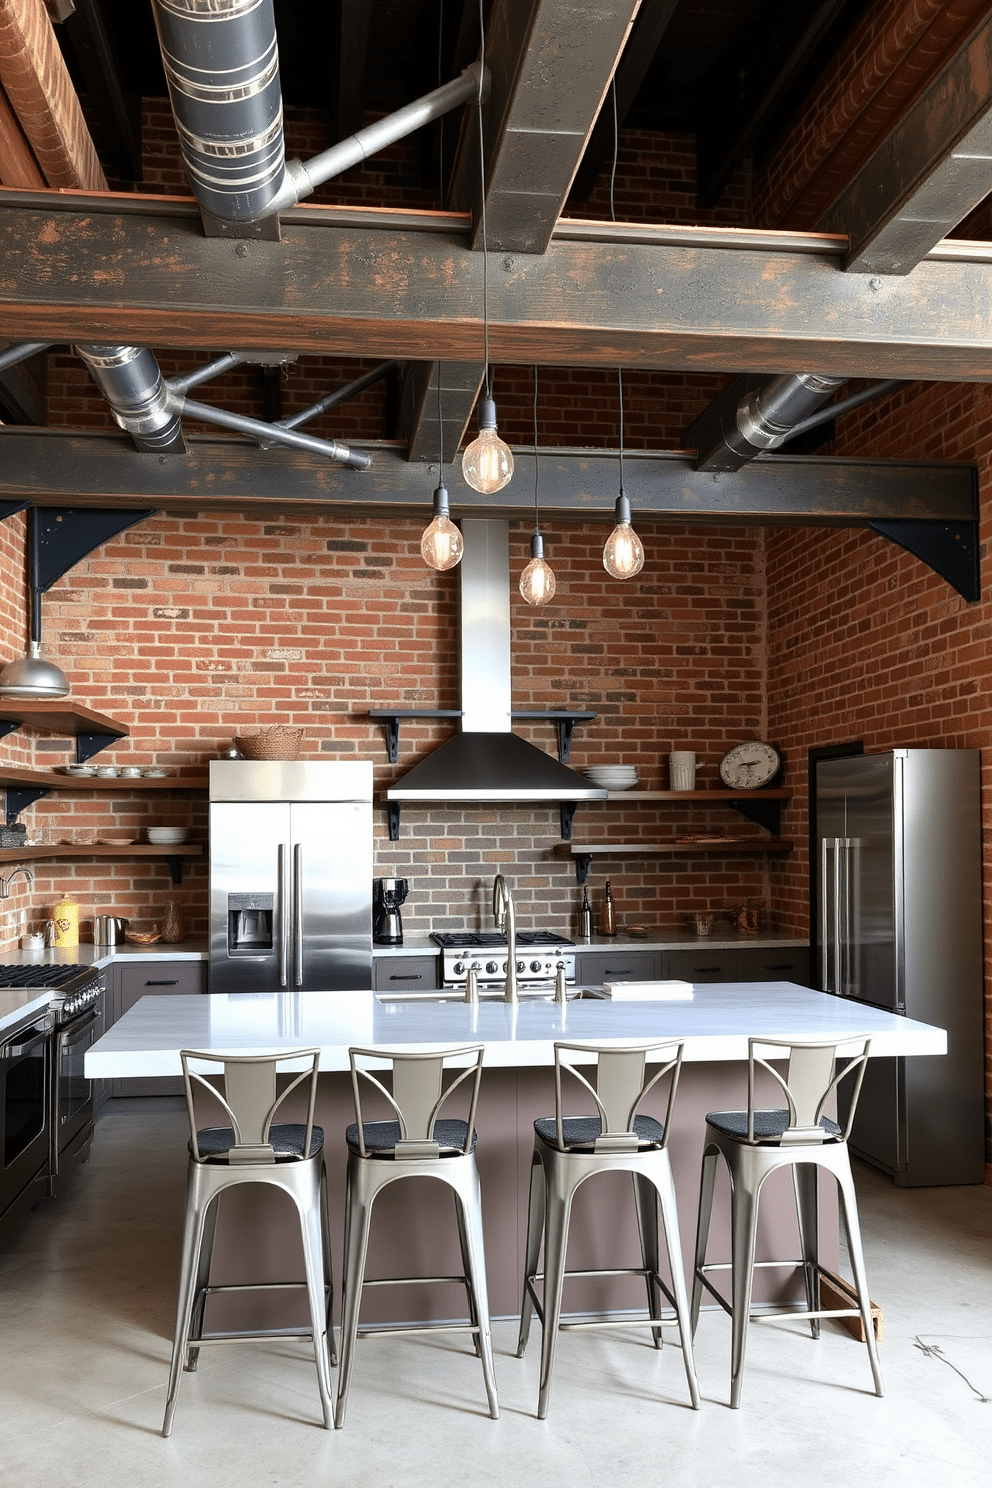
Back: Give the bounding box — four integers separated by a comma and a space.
209, 760, 373, 993
815, 749, 984, 1186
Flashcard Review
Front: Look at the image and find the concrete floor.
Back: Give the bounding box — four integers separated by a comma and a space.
1, 1101, 989, 1488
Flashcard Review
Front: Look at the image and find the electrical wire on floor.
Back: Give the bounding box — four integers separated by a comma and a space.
913, 1336, 990, 1402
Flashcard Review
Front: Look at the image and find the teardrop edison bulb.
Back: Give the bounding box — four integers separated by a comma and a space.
420, 484, 464, 571
603, 493, 645, 580
461, 396, 514, 495
519, 532, 556, 606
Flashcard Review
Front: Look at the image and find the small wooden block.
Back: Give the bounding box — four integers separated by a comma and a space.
819, 1269, 884, 1343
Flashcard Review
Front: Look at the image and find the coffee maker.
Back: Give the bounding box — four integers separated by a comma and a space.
373, 877, 409, 945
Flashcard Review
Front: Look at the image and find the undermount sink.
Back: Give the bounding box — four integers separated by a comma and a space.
376, 987, 610, 1005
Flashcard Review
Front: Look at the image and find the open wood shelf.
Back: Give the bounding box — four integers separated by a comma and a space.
0, 843, 204, 883
0, 765, 207, 790
561, 837, 794, 882
0, 700, 128, 737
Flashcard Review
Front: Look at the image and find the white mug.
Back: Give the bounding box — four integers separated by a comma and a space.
669, 751, 697, 791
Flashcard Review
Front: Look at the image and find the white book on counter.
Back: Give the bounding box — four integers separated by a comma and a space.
604, 980, 694, 1001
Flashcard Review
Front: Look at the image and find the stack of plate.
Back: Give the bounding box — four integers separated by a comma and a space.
584, 764, 640, 791
147, 827, 190, 845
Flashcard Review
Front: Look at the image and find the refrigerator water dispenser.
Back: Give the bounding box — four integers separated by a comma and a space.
227, 894, 274, 954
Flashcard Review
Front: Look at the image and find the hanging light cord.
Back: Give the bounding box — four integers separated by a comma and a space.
532, 363, 541, 534
609, 78, 625, 502
477, 0, 491, 399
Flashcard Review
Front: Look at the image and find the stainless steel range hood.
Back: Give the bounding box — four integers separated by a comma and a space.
386, 520, 606, 803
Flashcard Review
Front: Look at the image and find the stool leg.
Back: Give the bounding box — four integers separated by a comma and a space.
691, 1146, 719, 1336
296, 1177, 334, 1430
162, 1164, 213, 1438
452, 1163, 500, 1420
650, 1155, 701, 1410
631, 1171, 663, 1348
454, 1188, 482, 1358
319, 1160, 336, 1366
516, 1148, 545, 1358
729, 1174, 760, 1410
835, 1157, 884, 1398
792, 1162, 821, 1339
186, 1190, 220, 1372
334, 1158, 374, 1429
537, 1160, 576, 1421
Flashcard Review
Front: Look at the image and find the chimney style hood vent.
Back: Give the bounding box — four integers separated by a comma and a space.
386, 520, 606, 804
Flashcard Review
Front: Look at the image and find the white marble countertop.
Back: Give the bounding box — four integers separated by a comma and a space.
85, 983, 946, 1078
0, 943, 207, 1036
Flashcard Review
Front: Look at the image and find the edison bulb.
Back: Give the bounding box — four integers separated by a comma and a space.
462, 396, 514, 494
420, 484, 463, 571
603, 493, 644, 579
520, 532, 556, 606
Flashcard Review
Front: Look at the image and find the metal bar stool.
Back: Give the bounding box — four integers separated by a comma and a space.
162, 1047, 335, 1436
516, 1039, 701, 1419
335, 1043, 499, 1428
691, 1035, 884, 1409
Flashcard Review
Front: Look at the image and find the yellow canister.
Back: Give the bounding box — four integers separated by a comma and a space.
53, 891, 80, 949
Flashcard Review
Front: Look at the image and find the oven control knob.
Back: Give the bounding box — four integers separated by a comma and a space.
530, 960, 542, 973
516, 959, 525, 972
486, 960, 499, 974
453, 961, 465, 976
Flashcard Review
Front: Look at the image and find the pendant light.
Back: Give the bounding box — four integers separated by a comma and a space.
461, 0, 513, 496
421, 364, 465, 571
0, 508, 70, 698
519, 365, 555, 605
601, 79, 644, 581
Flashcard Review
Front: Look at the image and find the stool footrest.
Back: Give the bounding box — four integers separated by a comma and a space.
186, 1328, 319, 1348
362, 1273, 468, 1288
356, 1321, 479, 1340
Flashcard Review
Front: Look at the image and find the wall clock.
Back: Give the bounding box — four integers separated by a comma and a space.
719, 742, 780, 790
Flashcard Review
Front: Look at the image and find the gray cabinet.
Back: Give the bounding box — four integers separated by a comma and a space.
373, 955, 441, 992
110, 960, 205, 1098
737, 946, 808, 984
576, 948, 662, 985
666, 948, 740, 983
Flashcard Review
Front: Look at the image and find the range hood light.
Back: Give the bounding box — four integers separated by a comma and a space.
603, 492, 644, 580
462, 397, 514, 494
0, 640, 70, 699
519, 531, 556, 606
421, 483, 464, 571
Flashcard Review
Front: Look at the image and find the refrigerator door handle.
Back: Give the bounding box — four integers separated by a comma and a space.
293, 843, 303, 987
833, 837, 845, 994
820, 836, 832, 991
278, 843, 290, 988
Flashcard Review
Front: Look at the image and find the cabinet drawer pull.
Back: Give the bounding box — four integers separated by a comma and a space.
693, 966, 721, 973
390, 973, 423, 981
605, 967, 633, 977
146, 979, 179, 986
764, 963, 795, 971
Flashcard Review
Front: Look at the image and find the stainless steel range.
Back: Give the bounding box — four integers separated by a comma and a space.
432, 932, 576, 990
0, 963, 105, 1243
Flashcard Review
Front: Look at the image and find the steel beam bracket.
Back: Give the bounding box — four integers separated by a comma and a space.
867, 518, 980, 602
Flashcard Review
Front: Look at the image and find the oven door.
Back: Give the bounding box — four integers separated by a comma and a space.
0, 1014, 51, 1234
50, 1000, 104, 1195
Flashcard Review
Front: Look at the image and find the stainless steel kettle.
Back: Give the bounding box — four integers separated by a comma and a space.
94, 915, 129, 946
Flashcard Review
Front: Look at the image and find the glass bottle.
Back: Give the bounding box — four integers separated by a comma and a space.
600, 880, 616, 937
160, 895, 185, 944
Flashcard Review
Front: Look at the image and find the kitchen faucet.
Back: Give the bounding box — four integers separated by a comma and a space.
492, 871, 518, 1004
0, 866, 33, 899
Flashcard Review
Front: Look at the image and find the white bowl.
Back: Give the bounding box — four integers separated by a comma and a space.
147, 827, 189, 844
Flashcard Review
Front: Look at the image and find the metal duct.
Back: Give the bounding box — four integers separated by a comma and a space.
75, 345, 186, 453
150, 0, 484, 230
689, 373, 846, 473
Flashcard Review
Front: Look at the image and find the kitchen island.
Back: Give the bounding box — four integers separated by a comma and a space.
85, 983, 944, 1330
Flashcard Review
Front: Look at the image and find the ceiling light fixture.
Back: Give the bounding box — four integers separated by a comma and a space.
519, 365, 555, 605
461, 1, 513, 496
421, 363, 465, 572
602, 79, 644, 581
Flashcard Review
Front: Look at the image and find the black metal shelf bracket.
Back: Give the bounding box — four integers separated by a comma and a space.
76, 729, 127, 764
368, 709, 597, 764
574, 852, 593, 884
166, 854, 184, 885
560, 802, 576, 840
5, 786, 49, 825
729, 797, 783, 834
512, 711, 597, 763
387, 801, 401, 841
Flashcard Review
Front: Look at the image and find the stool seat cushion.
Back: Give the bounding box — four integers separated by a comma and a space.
346, 1118, 478, 1156
191, 1123, 324, 1160
533, 1113, 665, 1149
705, 1108, 842, 1143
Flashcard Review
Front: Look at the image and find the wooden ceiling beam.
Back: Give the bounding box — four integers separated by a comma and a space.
0, 0, 105, 189
0, 78, 43, 185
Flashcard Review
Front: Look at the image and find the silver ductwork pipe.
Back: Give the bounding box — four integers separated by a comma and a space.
150, 0, 485, 225
734, 374, 846, 453
75, 345, 187, 453
151, 0, 286, 224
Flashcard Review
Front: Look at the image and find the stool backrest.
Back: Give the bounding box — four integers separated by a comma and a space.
179, 1047, 321, 1165
747, 1036, 871, 1145
553, 1040, 684, 1152
348, 1044, 485, 1160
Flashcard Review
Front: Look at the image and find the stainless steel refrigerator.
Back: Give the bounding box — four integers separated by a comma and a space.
815, 749, 984, 1186
209, 760, 373, 993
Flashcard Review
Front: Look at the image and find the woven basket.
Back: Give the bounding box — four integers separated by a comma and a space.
234, 726, 304, 761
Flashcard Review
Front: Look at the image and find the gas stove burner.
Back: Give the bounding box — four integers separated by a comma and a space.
0, 964, 89, 989
432, 931, 575, 949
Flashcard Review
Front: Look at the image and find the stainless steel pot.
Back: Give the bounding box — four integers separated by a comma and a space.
94, 915, 128, 947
